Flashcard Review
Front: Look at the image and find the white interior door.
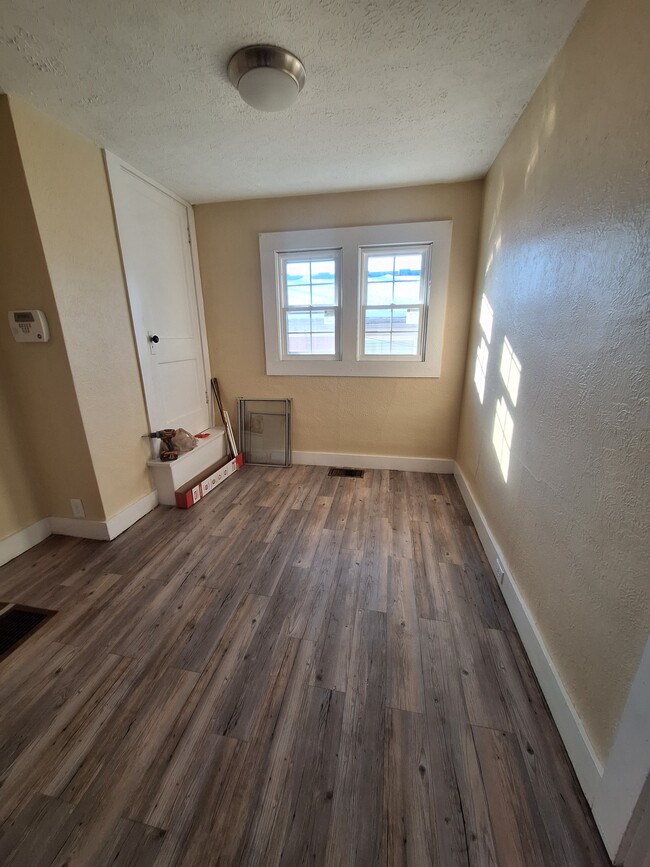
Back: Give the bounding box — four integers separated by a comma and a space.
105, 152, 210, 435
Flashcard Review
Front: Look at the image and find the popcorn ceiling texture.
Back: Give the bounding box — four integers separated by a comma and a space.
0, 0, 585, 201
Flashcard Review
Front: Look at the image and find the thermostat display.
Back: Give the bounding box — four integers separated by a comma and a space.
8, 309, 50, 342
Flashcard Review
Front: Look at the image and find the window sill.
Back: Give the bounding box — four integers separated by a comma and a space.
265, 357, 441, 378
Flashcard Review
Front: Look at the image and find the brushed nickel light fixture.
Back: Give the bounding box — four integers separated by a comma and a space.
227, 45, 306, 112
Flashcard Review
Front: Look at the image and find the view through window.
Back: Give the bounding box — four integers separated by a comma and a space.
360, 246, 430, 359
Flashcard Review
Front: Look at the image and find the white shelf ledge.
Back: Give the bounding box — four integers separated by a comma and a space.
147, 427, 227, 505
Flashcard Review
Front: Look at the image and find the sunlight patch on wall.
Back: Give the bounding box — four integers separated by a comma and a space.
500, 336, 521, 406
474, 337, 489, 403
493, 396, 514, 482
474, 294, 494, 403
479, 294, 494, 342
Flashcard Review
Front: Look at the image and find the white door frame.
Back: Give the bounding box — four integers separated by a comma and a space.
103, 150, 213, 433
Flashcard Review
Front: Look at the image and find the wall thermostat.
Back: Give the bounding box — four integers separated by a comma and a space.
8, 310, 50, 343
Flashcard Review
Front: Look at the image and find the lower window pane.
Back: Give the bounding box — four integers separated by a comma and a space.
285, 309, 336, 356
365, 308, 392, 332
363, 307, 421, 356
390, 332, 419, 354
287, 333, 311, 354
311, 310, 336, 332
365, 332, 392, 354
312, 333, 336, 354
286, 311, 310, 333
391, 308, 420, 332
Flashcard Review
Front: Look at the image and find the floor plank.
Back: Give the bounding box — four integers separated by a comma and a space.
473, 726, 555, 867
382, 707, 436, 866
278, 686, 345, 867
386, 556, 425, 713
325, 607, 387, 867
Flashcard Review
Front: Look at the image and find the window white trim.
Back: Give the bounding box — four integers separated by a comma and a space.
259, 221, 452, 377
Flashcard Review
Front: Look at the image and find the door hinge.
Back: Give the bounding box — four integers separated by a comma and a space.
187, 224, 192, 245
205, 389, 209, 404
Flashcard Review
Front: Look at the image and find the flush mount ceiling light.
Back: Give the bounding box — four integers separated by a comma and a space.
227, 44, 306, 112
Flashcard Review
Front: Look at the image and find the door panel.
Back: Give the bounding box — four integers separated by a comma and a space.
105, 153, 209, 436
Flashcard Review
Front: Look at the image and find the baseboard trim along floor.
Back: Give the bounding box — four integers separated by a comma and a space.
292, 450, 455, 474
0, 490, 159, 566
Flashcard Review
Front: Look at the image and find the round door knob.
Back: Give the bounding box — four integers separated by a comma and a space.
149, 334, 160, 344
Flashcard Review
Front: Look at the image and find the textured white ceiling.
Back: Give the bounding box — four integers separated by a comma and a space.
0, 0, 586, 202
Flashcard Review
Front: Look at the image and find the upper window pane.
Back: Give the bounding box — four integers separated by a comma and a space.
311, 283, 336, 305
286, 283, 311, 307
366, 281, 393, 306
311, 260, 336, 283
393, 280, 421, 304
367, 256, 395, 281
284, 257, 338, 308
394, 254, 422, 278
286, 261, 310, 282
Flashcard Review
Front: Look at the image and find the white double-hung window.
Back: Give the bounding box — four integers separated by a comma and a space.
359, 245, 431, 360
260, 221, 451, 377
278, 250, 341, 359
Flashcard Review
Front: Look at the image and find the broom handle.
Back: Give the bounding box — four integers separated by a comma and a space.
211, 378, 227, 426
211, 378, 238, 456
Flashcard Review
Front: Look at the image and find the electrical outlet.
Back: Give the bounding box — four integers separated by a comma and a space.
495, 557, 505, 585
70, 498, 85, 519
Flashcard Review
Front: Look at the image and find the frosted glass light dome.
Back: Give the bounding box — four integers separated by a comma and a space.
228, 45, 306, 113
238, 66, 300, 112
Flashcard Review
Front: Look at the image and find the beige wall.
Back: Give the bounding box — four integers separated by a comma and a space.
0, 96, 103, 533
456, 0, 650, 760
195, 183, 483, 459
9, 97, 153, 522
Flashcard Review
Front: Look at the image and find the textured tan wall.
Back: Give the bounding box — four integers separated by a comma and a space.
456, 0, 650, 760
0, 372, 45, 538
195, 182, 483, 458
9, 97, 154, 521
0, 96, 103, 532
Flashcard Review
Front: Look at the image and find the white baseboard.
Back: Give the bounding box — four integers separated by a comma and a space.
1, 490, 159, 564
0, 518, 52, 567
292, 450, 455, 474
453, 463, 604, 804
105, 490, 159, 540
51, 490, 159, 542
50, 515, 111, 541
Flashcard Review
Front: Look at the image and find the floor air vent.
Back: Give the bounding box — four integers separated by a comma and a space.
0, 604, 54, 661
328, 467, 365, 478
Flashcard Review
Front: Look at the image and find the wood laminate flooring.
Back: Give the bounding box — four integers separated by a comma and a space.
0, 465, 610, 866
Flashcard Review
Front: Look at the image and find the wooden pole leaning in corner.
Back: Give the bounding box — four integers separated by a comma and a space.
211, 377, 238, 457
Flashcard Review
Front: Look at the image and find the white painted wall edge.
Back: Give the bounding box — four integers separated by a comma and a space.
49, 515, 111, 541
0, 490, 159, 563
105, 490, 159, 540
0, 518, 52, 567
453, 464, 604, 803
293, 451, 455, 474
592, 634, 650, 861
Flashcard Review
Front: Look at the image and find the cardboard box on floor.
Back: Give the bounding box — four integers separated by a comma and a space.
175, 453, 243, 508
